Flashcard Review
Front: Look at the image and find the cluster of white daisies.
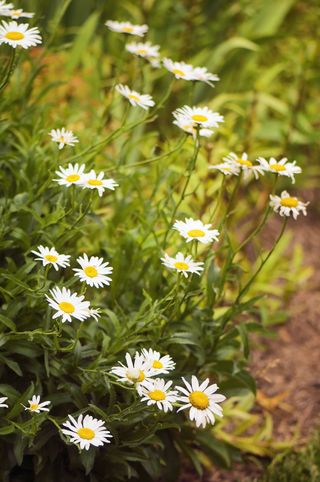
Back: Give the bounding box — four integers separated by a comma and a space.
0, 349, 226, 450
0, 1, 39, 49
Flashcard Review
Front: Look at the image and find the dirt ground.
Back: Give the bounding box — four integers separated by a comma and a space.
180, 203, 320, 482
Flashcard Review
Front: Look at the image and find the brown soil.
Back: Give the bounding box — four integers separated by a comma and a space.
180, 208, 320, 482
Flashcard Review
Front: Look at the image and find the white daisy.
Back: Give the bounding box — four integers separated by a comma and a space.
141, 348, 175, 374
31, 245, 70, 271
3, 9, 34, 19
176, 376, 226, 428
24, 395, 50, 413
73, 253, 113, 288
0, 20, 41, 49
140, 378, 178, 412
173, 105, 224, 129
161, 252, 204, 278
105, 20, 148, 37
258, 157, 301, 184
126, 41, 160, 59
53, 163, 86, 187
62, 413, 112, 451
0, 396, 8, 408
115, 84, 155, 110
173, 115, 214, 138
162, 59, 195, 80
0, 2, 14, 15
224, 152, 265, 179
209, 161, 240, 176
191, 67, 219, 85
269, 191, 309, 220
45, 287, 91, 323
80, 170, 118, 197
173, 218, 220, 244
49, 128, 79, 150
88, 308, 101, 322
111, 352, 155, 394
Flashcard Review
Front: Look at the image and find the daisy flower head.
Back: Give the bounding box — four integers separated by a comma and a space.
80, 170, 118, 197
31, 245, 70, 271
126, 41, 160, 60
24, 395, 50, 414
140, 378, 178, 412
173, 105, 224, 129
141, 348, 175, 374
209, 161, 240, 176
0, 396, 8, 408
0, 20, 41, 49
258, 157, 301, 184
176, 376, 226, 428
111, 352, 155, 394
49, 128, 79, 150
269, 191, 309, 220
45, 287, 91, 323
0, 2, 14, 15
224, 152, 265, 180
115, 84, 155, 110
173, 218, 220, 244
191, 67, 219, 85
173, 115, 214, 138
162, 58, 195, 80
53, 163, 86, 187
161, 252, 204, 278
3, 9, 34, 19
88, 308, 101, 322
105, 20, 148, 37
62, 414, 112, 451
73, 253, 113, 288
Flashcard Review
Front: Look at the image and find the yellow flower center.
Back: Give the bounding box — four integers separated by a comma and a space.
270, 163, 286, 172
191, 114, 208, 123
29, 403, 39, 411
84, 266, 98, 278
137, 49, 147, 55
148, 389, 166, 401
77, 428, 95, 440
88, 179, 103, 186
187, 229, 205, 238
152, 360, 163, 369
45, 254, 58, 263
5, 31, 25, 41
174, 261, 189, 271
59, 136, 65, 143
126, 369, 145, 383
66, 174, 80, 183
280, 197, 298, 208
237, 158, 252, 167
189, 391, 209, 410
128, 94, 140, 102
172, 69, 186, 76
122, 26, 133, 32
58, 302, 75, 314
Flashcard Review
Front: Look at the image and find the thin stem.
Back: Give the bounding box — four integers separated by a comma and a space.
0, 49, 16, 93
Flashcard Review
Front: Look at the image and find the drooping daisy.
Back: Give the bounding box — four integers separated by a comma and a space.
269, 191, 309, 220
126, 41, 160, 60
173, 218, 220, 244
45, 287, 91, 323
258, 157, 301, 184
173, 106, 224, 129
191, 67, 219, 85
111, 352, 155, 394
161, 252, 204, 278
80, 170, 118, 197
53, 163, 86, 187
224, 152, 265, 179
3, 8, 34, 19
209, 161, 240, 176
73, 253, 113, 288
115, 84, 155, 110
0, 20, 41, 48
173, 115, 214, 138
162, 59, 195, 80
105, 20, 148, 37
0, 2, 14, 15
140, 378, 178, 412
176, 376, 226, 428
49, 128, 79, 150
31, 245, 70, 271
24, 395, 50, 414
0, 397, 8, 408
141, 348, 175, 374
88, 308, 101, 322
62, 413, 112, 451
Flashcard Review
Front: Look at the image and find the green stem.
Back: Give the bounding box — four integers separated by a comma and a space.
0, 49, 16, 93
